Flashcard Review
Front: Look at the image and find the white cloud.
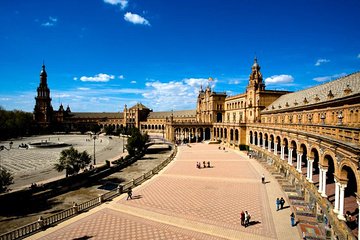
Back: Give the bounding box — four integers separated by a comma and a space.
104, 0, 128, 9
78, 87, 90, 91
315, 58, 330, 66
313, 73, 347, 82
265, 75, 294, 85
142, 77, 216, 111
124, 12, 150, 26
79, 73, 115, 82
73, 77, 78, 81
130, 80, 137, 84
357, 53, 360, 58
41, 16, 57, 27
118, 75, 125, 79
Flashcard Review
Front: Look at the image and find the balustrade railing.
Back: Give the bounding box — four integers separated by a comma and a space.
0, 145, 178, 240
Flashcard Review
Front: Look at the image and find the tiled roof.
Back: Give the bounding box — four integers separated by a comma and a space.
262, 72, 360, 113
68, 112, 123, 119
148, 110, 196, 119
129, 103, 149, 110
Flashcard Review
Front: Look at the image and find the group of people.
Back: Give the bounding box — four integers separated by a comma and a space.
240, 210, 251, 227
196, 161, 211, 169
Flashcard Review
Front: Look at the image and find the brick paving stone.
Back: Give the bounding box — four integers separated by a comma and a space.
31, 143, 302, 240
38, 208, 228, 240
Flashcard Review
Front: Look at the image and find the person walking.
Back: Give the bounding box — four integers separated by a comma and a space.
280, 197, 285, 209
261, 174, 265, 184
276, 198, 280, 211
127, 187, 133, 200
240, 211, 245, 226
290, 212, 295, 226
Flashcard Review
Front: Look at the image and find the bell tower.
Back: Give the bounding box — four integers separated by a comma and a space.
246, 57, 265, 123
34, 63, 53, 127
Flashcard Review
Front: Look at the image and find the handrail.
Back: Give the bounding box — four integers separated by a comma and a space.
0, 145, 178, 240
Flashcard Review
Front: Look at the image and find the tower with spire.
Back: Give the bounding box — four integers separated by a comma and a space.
33, 63, 54, 127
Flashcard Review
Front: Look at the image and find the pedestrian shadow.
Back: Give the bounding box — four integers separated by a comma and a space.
248, 220, 261, 226
280, 206, 290, 210
132, 195, 143, 200
263, 181, 271, 184
72, 235, 93, 240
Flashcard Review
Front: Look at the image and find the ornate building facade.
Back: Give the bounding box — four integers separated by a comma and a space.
33, 60, 360, 238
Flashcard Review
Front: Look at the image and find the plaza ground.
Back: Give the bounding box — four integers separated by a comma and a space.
31, 143, 302, 240
0, 134, 125, 190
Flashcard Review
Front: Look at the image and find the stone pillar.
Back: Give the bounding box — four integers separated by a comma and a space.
288, 148, 293, 165
274, 142, 278, 155
258, 137, 261, 147
202, 130, 205, 141
333, 180, 340, 214
357, 200, 360, 240
318, 168, 323, 193
268, 140, 272, 152
262, 138, 266, 149
196, 129, 198, 142
188, 132, 191, 143
321, 168, 328, 197
337, 183, 347, 220
308, 158, 314, 183
297, 153, 303, 172
281, 145, 285, 160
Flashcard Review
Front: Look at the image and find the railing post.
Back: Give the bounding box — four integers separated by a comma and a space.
98, 194, 103, 203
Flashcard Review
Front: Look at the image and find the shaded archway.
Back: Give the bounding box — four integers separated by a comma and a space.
324, 154, 336, 201
204, 127, 211, 140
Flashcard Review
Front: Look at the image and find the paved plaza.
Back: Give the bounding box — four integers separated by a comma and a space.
32, 143, 301, 240
0, 135, 125, 190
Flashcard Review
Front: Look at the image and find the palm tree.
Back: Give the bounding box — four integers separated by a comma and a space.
54, 147, 91, 177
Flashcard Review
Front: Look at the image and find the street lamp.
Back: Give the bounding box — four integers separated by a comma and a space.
92, 135, 97, 165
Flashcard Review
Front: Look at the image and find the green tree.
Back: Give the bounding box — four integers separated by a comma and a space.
54, 147, 91, 177
104, 125, 115, 135
126, 128, 149, 156
0, 167, 14, 193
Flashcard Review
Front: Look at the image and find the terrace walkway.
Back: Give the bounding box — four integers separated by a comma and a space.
32, 143, 302, 240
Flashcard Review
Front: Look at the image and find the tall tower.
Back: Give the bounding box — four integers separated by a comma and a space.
34, 63, 53, 127
246, 57, 265, 123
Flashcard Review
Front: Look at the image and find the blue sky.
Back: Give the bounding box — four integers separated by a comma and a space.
0, 0, 359, 112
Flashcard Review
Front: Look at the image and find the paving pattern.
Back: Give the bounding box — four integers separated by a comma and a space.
0, 135, 123, 177
33, 143, 301, 240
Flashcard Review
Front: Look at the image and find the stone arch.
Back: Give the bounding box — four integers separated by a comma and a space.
224, 128, 228, 139
323, 153, 336, 198
254, 131, 258, 145
283, 137, 289, 158
249, 130, 253, 144
299, 143, 308, 175
269, 134, 275, 151
230, 129, 234, 141
264, 133, 269, 148
235, 129, 239, 142
259, 132, 263, 146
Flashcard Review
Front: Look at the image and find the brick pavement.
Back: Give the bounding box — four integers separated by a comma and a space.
32, 143, 301, 240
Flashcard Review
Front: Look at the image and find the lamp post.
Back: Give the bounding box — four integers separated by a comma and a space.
122, 134, 125, 153
92, 135, 97, 165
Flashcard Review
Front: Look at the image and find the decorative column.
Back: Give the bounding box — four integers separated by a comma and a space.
274, 142, 278, 155
357, 199, 360, 240
321, 167, 328, 197
318, 167, 323, 193
268, 140, 272, 152
308, 158, 314, 182
281, 145, 285, 160
333, 179, 340, 214
195, 129, 198, 142
337, 183, 347, 220
262, 138, 266, 149
297, 153, 303, 172
202, 130, 205, 141
288, 148, 293, 165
